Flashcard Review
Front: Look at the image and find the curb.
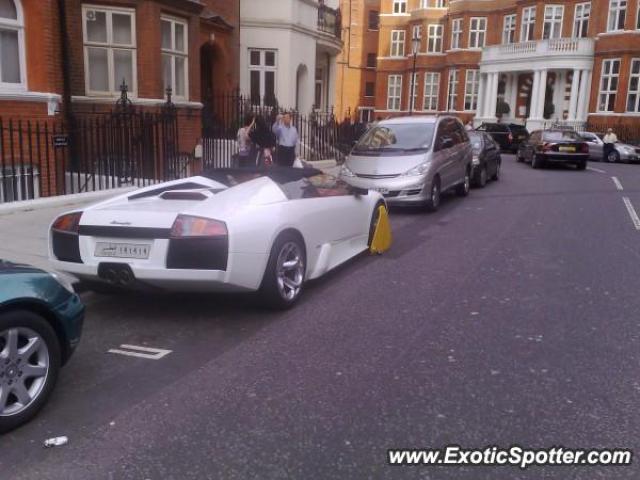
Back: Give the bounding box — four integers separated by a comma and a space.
0, 187, 135, 215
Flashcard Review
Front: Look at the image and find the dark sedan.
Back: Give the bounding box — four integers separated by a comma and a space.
517, 130, 589, 170
0, 261, 84, 433
468, 131, 502, 187
476, 123, 530, 153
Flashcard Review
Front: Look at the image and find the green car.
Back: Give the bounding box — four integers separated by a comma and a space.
0, 260, 84, 433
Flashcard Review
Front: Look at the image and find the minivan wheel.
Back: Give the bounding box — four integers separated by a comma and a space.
476, 166, 487, 188
456, 169, 470, 197
0, 310, 61, 434
425, 178, 441, 212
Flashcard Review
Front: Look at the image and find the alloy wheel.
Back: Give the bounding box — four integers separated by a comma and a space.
276, 242, 305, 301
0, 327, 50, 417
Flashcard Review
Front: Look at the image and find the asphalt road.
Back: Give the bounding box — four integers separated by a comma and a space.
2, 155, 640, 480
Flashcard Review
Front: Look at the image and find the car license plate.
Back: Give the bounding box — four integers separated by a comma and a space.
95, 242, 150, 259
373, 187, 389, 194
559, 146, 576, 152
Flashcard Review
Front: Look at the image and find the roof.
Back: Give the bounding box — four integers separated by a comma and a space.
379, 115, 440, 125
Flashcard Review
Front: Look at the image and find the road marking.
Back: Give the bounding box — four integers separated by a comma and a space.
612, 176, 624, 191
622, 197, 640, 230
587, 167, 607, 174
108, 344, 172, 360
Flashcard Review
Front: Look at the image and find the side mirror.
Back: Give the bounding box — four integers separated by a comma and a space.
351, 186, 368, 196
441, 137, 454, 149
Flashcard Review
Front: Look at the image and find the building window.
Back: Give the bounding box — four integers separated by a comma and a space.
407, 72, 419, 110
464, 69, 480, 111
627, 59, 640, 111
161, 17, 188, 100
390, 30, 405, 57
451, 18, 462, 49
423, 72, 440, 111
365, 81, 375, 97
387, 74, 402, 110
573, 3, 591, 38
412, 25, 422, 41
366, 53, 377, 68
502, 14, 516, 44
469, 17, 487, 48
249, 49, 277, 105
393, 0, 407, 14
368, 10, 379, 30
447, 69, 458, 111
543, 5, 564, 39
359, 107, 374, 123
598, 58, 620, 112
421, 0, 446, 7
427, 24, 443, 53
521, 7, 536, 41
82, 5, 136, 96
608, 0, 627, 31
0, 0, 24, 89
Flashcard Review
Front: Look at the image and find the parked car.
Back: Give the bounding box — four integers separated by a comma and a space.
516, 129, 589, 170
49, 168, 387, 310
0, 261, 84, 433
579, 131, 640, 163
475, 122, 530, 153
340, 115, 472, 212
468, 131, 502, 187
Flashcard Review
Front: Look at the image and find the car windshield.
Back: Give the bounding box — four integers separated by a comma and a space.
353, 123, 435, 154
543, 131, 582, 141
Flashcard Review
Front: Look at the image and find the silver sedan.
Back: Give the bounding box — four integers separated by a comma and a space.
579, 132, 640, 163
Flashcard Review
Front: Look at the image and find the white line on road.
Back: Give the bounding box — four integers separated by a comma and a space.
612, 176, 624, 191
587, 167, 607, 174
622, 197, 640, 230
108, 344, 172, 360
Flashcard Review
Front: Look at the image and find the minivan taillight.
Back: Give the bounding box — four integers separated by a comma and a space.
52, 212, 82, 234
170, 215, 227, 238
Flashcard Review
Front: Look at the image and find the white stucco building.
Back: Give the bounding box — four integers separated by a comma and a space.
240, 0, 343, 113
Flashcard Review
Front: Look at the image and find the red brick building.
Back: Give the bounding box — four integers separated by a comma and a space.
339, 0, 640, 133
0, 0, 240, 147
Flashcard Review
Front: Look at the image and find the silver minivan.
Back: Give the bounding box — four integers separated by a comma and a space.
340, 115, 472, 211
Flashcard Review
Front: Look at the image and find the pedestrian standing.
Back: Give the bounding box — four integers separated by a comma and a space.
250, 116, 276, 166
272, 113, 299, 167
603, 128, 618, 162
237, 115, 255, 167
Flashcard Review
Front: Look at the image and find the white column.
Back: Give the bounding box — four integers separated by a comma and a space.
488, 72, 499, 119
576, 69, 592, 122
508, 74, 519, 120
535, 69, 548, 120
483, 73, 495, 119
553, 70, 565, 120
529, 70, 541, 120
476, 73, 487, 119
568, 69, 581, 121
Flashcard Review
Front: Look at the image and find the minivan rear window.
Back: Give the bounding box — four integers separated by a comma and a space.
353, 123, 435, 155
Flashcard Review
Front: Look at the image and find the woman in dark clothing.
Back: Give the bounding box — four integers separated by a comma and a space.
250, 117, 277, 166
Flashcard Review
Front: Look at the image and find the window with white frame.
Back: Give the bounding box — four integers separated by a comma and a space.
451, 18, 462, 49
392, 0, 407, 14
573, 3, 591, 38
502, 14, 516, 44
412, 24, 422, 41
387, 74, 402, 110
427, 24, 443, 53
161, 17, 188, 99
390, 30, 405, 57
420, 0, 428, 8
82, 5, 136, 96
469, 17, 487, 48
359, 107, 374, 123
0, 0, 24, 89
521, 7, 536, 41
464, 69, 480, 111
627, 59, 640, 111
423, 72, 440, 111
447, 69, 459, 111
608, 0, 627, 31
420, 0, 445, 7
407, 72, 419, 110
249, 49, 277, 105
598, 58, 620, 112
543, 5, 564, 39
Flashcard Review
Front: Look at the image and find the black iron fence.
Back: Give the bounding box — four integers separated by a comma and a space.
201, 92, 364, 169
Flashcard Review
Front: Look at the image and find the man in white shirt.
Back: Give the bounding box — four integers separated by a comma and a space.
272, 113, 299, 167
603, 128, 618, 162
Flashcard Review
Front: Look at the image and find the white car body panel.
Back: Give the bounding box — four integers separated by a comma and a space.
49, 172, 383, 292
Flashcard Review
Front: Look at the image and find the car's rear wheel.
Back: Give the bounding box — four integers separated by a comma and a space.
425, 177, 441, 212
492, 161, 501, 181
608, 151, 620, 163
456, 168, 471, 197
0, 310, 61, 434
260, 233, 306, 310
531, 154, 543, 169
576, 161, 587, 170
516, 151, 524, 162
475, 166, 487, 188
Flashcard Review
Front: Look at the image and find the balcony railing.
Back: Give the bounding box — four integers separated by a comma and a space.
318, 3, 341, 39
482, 37, 595, 63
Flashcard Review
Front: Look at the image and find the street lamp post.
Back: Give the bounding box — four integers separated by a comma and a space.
409, 36, 420, 116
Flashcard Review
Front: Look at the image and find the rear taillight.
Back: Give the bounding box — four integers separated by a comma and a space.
52, 212, 82, 234
580, 143, 589, 153
170, 215, 227, 238
542, 142, 553, 152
